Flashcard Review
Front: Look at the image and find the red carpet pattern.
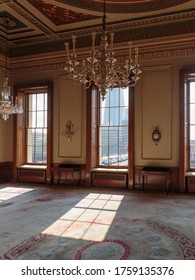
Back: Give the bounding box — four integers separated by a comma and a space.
75, 239, 131, 260
1, 218, 195, 260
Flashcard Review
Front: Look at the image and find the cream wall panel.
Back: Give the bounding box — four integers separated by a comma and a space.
58, 76, 82, 158
141, 65, 172, 160
0, 117, 13, 161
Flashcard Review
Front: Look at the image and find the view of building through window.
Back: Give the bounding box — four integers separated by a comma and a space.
99, 87, 129, 166
26, 93, 47, 164
190, 82, 195, 168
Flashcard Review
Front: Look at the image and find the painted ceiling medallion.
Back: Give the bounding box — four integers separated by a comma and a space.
56, 0, 191, 13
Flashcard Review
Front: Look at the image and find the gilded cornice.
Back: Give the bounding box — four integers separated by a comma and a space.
9, 40, 195, 74
140, 41, 195, 61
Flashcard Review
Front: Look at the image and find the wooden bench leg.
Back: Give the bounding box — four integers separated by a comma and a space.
142, 175, 145, 191
167, 175, 170, 195
138, 174, 141, 193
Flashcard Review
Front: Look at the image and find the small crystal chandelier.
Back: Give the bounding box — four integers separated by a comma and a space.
0, 17, 23, 121
64, 0, 142, 100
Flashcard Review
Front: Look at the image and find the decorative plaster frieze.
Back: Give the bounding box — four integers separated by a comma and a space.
9, 40, 195, 74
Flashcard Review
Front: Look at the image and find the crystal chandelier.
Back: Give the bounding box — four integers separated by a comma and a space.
0, 17, 23, 121
64, 0, 142, 100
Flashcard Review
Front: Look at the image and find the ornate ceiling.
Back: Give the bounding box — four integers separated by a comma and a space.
0, 0, 195, 57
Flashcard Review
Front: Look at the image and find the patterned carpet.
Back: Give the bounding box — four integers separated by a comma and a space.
0, 184, 195, 260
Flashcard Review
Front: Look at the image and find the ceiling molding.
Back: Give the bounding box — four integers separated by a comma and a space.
9, 39, 195, 75
0, 0, 194, 58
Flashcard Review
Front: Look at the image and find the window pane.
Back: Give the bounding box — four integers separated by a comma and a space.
37, 94, 44, 110
120, 88, 129, 105
34, 129, 42, 163
102, 106, 109, 126
44, 111, 47, 127
28, 111, 32, 127
106, 90, 111, 105
100, 127, 108, 146
109, 127, 119, 147
110, 107, 119, 126
101, 154, 109, 165
100, 108, 105, 126
190, 145, 195, 168
190, 125, 195, 140
28, 111, 36, 127
27, 128, 35, 146
110, 88, 119, 107
190, 82, 195, 103
190, 104, 195, 124
31, 94, 37, 111
27, 129, 35, 163
37, 111, 44, 127
43, 128, 47, 149
44, 95, 48, 110
26, 92, 48, 164
120, 106, 128, 125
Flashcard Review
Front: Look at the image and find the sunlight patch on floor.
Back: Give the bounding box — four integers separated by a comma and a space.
42, 193, 124, 241
0, 187, 34, 202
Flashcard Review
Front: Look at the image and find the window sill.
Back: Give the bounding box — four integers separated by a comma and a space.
91, 167, 128, 173
185, 172, 195, 177
17, 165, 47, 170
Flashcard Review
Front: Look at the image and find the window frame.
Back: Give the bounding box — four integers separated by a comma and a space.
13, 82, 53, 183
180, 69, 195, 190
98, 87, 129, 168
183, 75, 195, 172
25, 91, 48, 164
85, 85, 135, 188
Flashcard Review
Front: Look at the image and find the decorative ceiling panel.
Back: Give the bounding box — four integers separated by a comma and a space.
28, 0, 99, 26
56, 0, 192, 13
0, 0, 194, 57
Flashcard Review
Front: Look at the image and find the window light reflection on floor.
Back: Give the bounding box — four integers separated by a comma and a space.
42, 193, 124, 242
0, 187, 34, 202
